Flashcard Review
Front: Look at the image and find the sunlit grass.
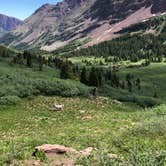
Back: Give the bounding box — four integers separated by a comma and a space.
0, 96, 165, 164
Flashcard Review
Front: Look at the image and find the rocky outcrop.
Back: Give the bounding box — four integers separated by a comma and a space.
33, 144, 78, 155
32, 144, 94, 165
33, 144, 94, 157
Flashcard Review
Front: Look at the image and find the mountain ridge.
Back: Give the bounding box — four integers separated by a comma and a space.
0, 0, 165, 51
0, 13, 22, 37
0, 14, 22, 31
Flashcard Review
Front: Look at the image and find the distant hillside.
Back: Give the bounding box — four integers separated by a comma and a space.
59, 13, 166, 65
116, 14, 166, 34
0, 14, 22, 38
0, 14, 22, 31
0, 0, 165, 51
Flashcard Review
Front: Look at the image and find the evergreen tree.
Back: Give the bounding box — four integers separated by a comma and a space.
154, 91, 158, 98
38, 55, 44, 71
126, 74, 133, 92
60, 61, 74, 79
121, 81, 125, 89
80, 67, 88, 85
23, 50, 32, 68
136, 78, 141, 90
89, 67, 99, 87
127, 80, 132, 92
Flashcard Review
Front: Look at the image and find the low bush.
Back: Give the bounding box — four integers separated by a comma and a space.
0, 96, 21, 105
99, 85, 162, 107
0, 74, 90, 105
34, 79, 90, 97
134, 96, 162, 108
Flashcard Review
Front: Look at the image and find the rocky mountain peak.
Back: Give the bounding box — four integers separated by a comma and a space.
0, 14, 22, 31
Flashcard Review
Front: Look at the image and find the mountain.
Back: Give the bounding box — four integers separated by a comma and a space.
0, 0, 165, 51
0, 14, 22, 31
0, 14, 22, 37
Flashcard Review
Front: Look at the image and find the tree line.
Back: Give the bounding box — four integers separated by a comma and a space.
61, 33, 166, 63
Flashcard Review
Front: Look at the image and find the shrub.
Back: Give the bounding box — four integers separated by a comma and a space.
33, 79, 90, 97
0, 96, 21, 105
99, 85, 162, 107
0, 73, 90, 105
134, 96, 162, 108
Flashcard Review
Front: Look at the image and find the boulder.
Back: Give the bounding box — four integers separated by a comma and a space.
32, 145, 95, 165
33, 144, 78, 156
33, 144, 94, 157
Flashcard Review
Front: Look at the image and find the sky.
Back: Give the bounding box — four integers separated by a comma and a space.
0, 0, 61, 20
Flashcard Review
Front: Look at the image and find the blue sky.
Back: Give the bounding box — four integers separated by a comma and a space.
0, 0, 61, 20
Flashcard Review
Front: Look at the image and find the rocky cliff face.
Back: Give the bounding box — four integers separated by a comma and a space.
0, 0, 165, 50
151, 0, 166, 13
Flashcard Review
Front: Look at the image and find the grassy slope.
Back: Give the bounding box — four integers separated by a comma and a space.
0, 60, 90, 101
0, 96, 165, 164
0, 61, 60, 79
0, 47, 165, 164
68, 56, 146, 68
118, 63, 166, 101
69, 58, 166, 105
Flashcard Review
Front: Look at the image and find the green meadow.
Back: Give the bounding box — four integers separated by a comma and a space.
118, 63, 166, 101
0, 45, 166, 165
0, 96, 166, 165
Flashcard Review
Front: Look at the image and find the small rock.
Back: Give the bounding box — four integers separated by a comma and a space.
80, 110, 86, 114
80, 147, 93, 157
108, 153, 118, 159
82, 115, 93, 120
112, 100, 122, 105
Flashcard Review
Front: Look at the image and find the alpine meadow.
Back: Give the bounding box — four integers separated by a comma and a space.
0, 0, 166, 165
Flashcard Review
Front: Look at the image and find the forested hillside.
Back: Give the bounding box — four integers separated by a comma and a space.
60, 15, 166, 64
